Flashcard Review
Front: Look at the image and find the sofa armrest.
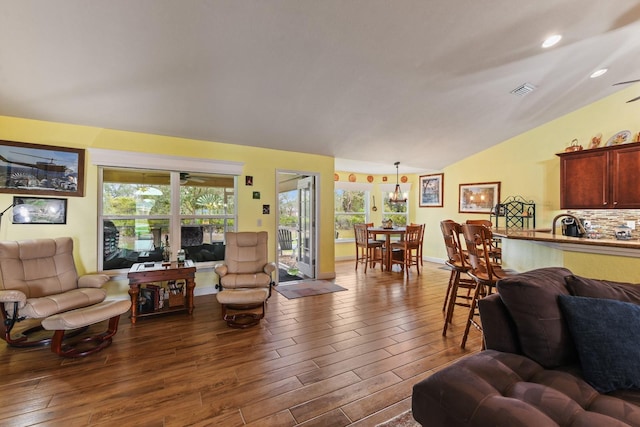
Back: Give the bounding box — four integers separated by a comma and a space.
478, 293, 521, 354
263, 262, 276, 276
78, 274, 110, 288
214, 263, 228, 277
0, 289, 27, 307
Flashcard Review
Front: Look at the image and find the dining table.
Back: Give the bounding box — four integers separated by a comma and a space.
368, 226, 406, 272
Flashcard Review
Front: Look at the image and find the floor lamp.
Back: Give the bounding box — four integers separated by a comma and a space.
0, 202, 14, 229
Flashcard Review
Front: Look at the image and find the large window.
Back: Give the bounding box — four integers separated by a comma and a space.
100, 168, 236, 271
335, 189, 368, 239
382, 195, 408, 227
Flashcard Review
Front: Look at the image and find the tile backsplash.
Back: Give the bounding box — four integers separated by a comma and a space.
567, 210, 639, 239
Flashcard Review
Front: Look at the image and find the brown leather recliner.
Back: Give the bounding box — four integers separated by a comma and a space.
0, 237, 110, 348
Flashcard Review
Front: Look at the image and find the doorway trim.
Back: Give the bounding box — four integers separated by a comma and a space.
276, 169, 320, 282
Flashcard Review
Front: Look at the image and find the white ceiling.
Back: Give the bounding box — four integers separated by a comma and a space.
2, 1, 640, 174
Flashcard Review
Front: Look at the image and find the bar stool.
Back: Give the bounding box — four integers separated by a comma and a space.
440, 220, 476, 337
460, 223, 514, 349
465, 219, 502, 264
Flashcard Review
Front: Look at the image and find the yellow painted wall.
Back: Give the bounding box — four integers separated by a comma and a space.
412, 84, 640, 280
0, 116, 335, 296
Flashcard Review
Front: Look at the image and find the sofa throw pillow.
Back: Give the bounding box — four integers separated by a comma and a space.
558, 295, 640, 393
496, 267, 576, 368
565, 275, 640, 305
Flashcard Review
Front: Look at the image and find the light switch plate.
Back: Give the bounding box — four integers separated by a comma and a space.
626, 220, 636, 230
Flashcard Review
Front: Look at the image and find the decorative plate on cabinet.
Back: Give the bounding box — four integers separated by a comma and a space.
348, 173, 356, 182
382, 176, 388, 182
401, 175, 408, 183
367, 175, 373, 183
334, 173, 339, 181
605, 130, 631, 146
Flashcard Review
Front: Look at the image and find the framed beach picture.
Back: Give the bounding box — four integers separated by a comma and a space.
419, 173, 444, 207
12, 196, 68, 224
0, 140, 85, 197
459, 182, 500, 214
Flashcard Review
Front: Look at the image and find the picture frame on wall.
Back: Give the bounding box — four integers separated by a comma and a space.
12, 196, 68, 224
459, 182, 500, 214
419, 173, 444, 207
0, 140, 85, 197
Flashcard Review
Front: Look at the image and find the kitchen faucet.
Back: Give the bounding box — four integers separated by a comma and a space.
551, 213, 587, 236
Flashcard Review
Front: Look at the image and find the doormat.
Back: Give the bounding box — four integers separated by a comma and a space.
275, 280, 347, 299
279, 268, 303, 283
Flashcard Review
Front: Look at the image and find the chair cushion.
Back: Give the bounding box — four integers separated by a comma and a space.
565, 275, 640, 304
224, 232, 269, 274
41, 299, 131, 330
220, 272, 272, 289
0, 237, 80, 298
15, 288, 107, 318
496, 267, 576, 368
412, 350, 640, 427
558, 295, 640, 393
216, 288, 269, 305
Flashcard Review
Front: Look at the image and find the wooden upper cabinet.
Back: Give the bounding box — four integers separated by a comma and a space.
557, 142, 640, 209
611, 144, 640, 208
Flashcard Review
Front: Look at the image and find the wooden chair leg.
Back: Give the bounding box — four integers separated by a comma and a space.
461, 282, 483, 349
443, 269, 456, 312
442, 270, 461, 336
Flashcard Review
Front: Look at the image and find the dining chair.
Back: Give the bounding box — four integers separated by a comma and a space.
465, 219, 502, 264
354, 223, 384, 273
410, 223, 425, 266
440, 220, 476, 337
390, 224, 422, 277
460, 222, 514, 349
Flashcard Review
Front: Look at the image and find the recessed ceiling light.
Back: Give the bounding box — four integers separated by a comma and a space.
590, 68, 608, 78
542, 34, 562, 48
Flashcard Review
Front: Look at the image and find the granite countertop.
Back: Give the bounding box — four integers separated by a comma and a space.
493, 228, 640, 250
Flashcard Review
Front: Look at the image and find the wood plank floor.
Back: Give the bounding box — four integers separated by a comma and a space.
0, 260, 481, 426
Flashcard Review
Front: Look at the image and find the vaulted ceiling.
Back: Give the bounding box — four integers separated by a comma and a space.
2, 1, 640, 174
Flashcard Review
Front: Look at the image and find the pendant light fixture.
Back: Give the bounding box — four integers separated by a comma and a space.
389, 161, 407, 204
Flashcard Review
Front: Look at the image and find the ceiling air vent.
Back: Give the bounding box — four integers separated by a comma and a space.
510, 83, 537, 97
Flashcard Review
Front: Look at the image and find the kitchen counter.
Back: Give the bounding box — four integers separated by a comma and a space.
493, 228, 640, 258
494, 228, 640, 248
491, 228, 640, 283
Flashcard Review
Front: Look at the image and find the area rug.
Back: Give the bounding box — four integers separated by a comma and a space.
376, 410, 419, 427
275, 280, 347, 299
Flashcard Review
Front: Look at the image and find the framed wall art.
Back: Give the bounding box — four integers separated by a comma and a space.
419, 173, 444, 207
12, 196, 68, 224
459, 182, 500, 214
0, 140, 85, 197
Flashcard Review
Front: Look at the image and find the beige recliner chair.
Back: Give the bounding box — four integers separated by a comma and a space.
0, 237, 130, 357
214, 231, 275, 328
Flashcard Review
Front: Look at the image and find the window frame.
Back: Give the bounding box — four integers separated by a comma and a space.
92, 149, 243, 274
334, 181, 373, 241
